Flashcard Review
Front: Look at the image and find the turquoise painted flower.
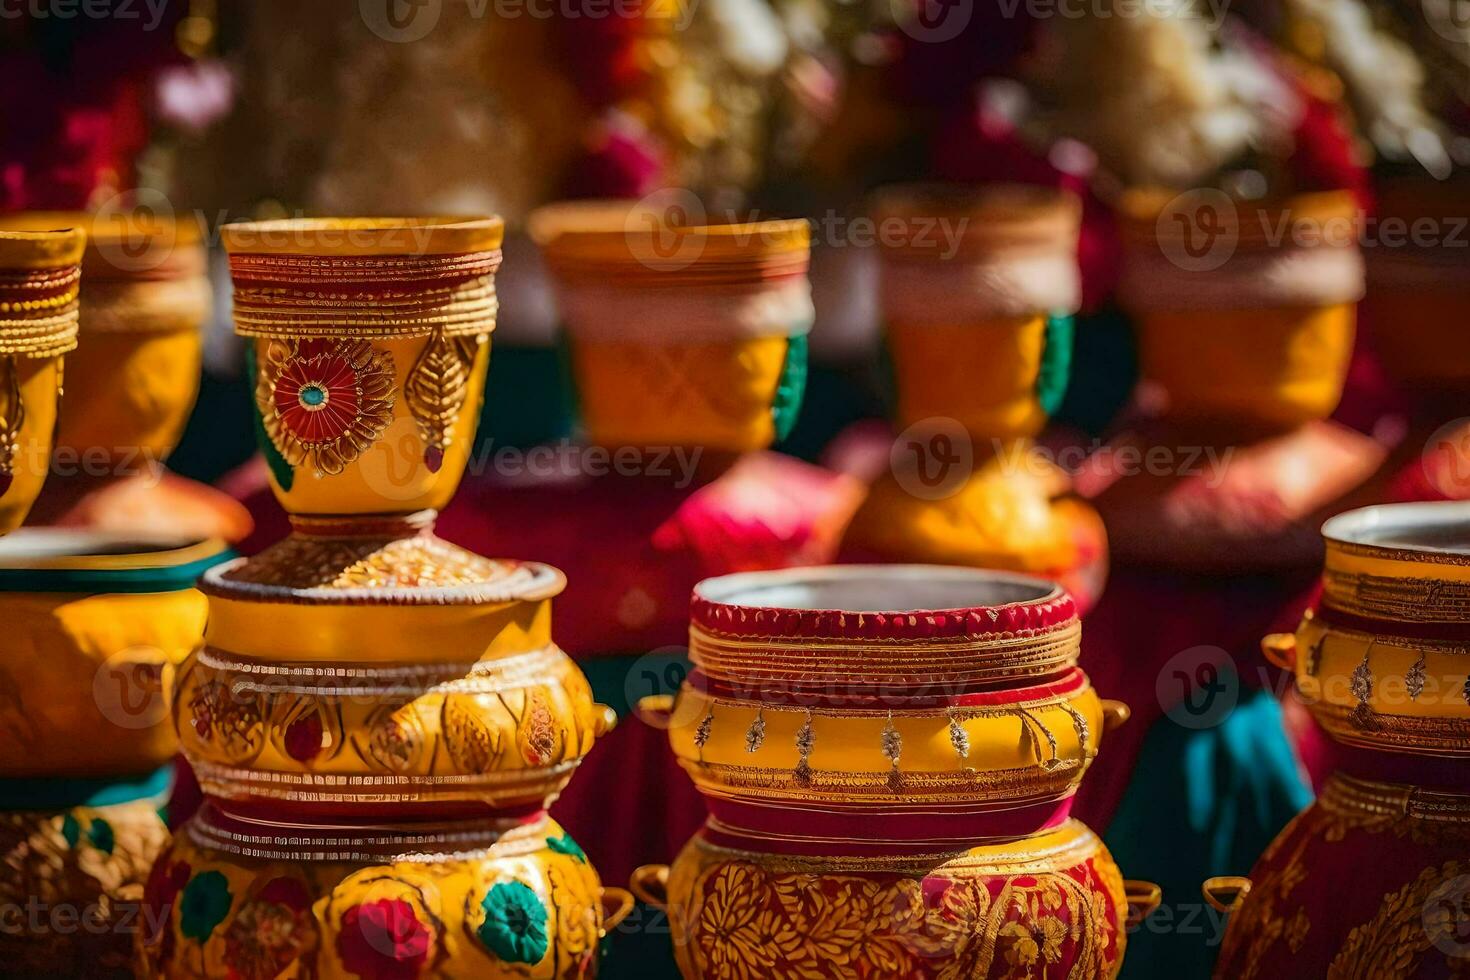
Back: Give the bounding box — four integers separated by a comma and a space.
545, 833, 586, 864
179, 870, 233, 943
477, 881, 549, 965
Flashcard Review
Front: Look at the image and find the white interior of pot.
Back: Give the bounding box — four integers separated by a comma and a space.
1324, 502, 1470, 555
0, 528, 196, 562
696, 564, 1056, 614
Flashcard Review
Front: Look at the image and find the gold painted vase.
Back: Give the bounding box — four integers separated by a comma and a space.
0, 529, 228, 977
634, 565, 1157, 978
842, 185, 1108, 612
0, 228, 82, 535
141, 217, 626, 979
530, 200, 811, 454
1212, 502, 1470, 977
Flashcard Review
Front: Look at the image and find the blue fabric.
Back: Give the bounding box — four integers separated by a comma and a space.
1107, 682, 1313, 979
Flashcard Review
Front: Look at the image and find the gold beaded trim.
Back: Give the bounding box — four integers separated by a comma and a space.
0, 265, 80, 356
1321, 569, 1470, 622
1320, 772, 1470, 824
1309, 699, 1470, 755
682, 758, 1084, 804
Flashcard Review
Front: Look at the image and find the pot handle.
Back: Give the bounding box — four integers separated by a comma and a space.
1123, 880, 1162, 926
630, 864, 670, 910
593, 703, 618, 737
1261, 633, 1297, 672
635, 695, 675, 730
601, 887, 635, 931
1202, 876, 1252, 914
1101, 700, 1131, 731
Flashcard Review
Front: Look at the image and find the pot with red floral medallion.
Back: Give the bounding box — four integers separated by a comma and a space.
634, 565, 1156, 977
140, 216, 623, 977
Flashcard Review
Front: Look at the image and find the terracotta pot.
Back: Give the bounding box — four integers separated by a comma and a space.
0, 228, 83, 534
530, 199, 811, 454
0, 529, 228, 777
638, 565, 1154, 977
139, 806, 630, 979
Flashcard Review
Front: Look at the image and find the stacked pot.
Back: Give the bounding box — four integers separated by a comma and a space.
635, 564, 1157, 978
842, 185, 1107, 612
138, 218, 627, 978
1213, 501, 1470, 977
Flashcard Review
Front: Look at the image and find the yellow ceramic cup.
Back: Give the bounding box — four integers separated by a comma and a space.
871, 184, 1082, 440
0, 228, 83, 534
221, 217, 504, 517
1118, 189, 1363, 431
0, 211, 210, 464
531, 200, 812, 453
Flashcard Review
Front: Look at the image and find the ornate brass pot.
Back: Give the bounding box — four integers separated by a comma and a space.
0, 228, 82, 534
636, 565, 1156, 978
142, 216, 621, 978
1216, 501, 1470, 976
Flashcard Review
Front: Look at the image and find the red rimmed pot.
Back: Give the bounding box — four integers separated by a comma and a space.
636, 564, 1153, 977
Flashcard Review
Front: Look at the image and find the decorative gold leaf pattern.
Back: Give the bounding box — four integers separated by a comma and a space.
404, 328, 480, 471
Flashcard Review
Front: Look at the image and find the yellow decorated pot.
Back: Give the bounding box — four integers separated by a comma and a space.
0, 228, 82, 534
0, 211, 210, 463
1363, 176, 1470, 389
0, 771, 172, 979
138, 806, 630, 979
1263, 501, 1470, 757
530, 200, 811, 453
871, 184, 1082, 440
222, 218, 503, 517
0, 529, 228, 777
843, 186, 1106, 610
638, 565, 1157, 975
1117, 189, 1363, 431
181, 547, 614, 817
634, 820, 1151, 979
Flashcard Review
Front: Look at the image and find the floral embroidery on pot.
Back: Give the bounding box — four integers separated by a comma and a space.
255, 337, 396, 478
179, 870, 233, 943
477, 881, 550, 965
223, 876, 316, 980
337, 897, 434, 980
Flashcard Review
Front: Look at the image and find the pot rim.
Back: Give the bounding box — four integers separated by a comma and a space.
221, 216, 505, 257
692, 564, 1074, 641
1322, 501, 1470, 563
